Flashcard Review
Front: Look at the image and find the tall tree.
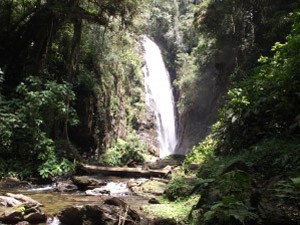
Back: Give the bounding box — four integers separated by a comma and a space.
0, 0, 142, 93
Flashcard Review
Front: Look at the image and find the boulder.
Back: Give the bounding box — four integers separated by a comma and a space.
147, 155, 184, 170
127, 178, 148, 189
16, 222, 30, 225
131, 179, 167, 198
72, 176, 106, 190
104, 197, 127, 208
0, 202, 46, 224
0, 193, 43, 208
24, 211, 46, 223
57, 206, 83, 225
85, 188, 110, 196
0, 177, 30, 189
58, 197, 141, 225
6, 193, 42, 206
83, 204, 117, 225
0, 196, 22, 207
148, 145, 159, 157
56, 181, 78, 192
0, 210, 23, 223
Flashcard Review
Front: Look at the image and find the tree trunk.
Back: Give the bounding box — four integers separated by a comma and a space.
3, 5, 66, 93
67, 19, 82, 82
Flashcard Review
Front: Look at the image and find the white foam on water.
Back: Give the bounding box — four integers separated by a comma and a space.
142, 36, 177, 157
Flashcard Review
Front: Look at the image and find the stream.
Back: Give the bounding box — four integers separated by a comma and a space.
0, 177, 151, 225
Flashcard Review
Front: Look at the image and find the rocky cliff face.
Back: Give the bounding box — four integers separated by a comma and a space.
68, 36, 160, 158
176, 63, 226, 154
136, 103, 159, 157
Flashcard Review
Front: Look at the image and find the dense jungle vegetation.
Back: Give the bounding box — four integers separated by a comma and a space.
151, 0, 300, 224
0, 0, 147, 178
0, 0, 299, 224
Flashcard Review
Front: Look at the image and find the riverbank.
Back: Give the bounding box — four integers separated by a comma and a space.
0, 157, 187, 225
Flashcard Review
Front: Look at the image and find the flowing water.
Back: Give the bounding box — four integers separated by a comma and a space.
142, 36, 177, 157
0, 179, 149, 225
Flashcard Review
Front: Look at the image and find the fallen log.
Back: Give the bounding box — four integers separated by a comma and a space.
78, 164, 171, 178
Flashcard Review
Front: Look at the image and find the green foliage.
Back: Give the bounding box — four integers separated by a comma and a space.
202, 200, 258, 225
0, 158, 33, 180
142, 195, 199, 224
246, 138, 300, 176
38, 157, 75, 179
147, 0, 179, 40
189, 137, 300, 181
173, 5, 300, 225
214, 12, 300, 154
0, 0, 147, 179
79, 22, 145, 150
193, 168, 258, 225
174, 52, 198, 112
173, 0, 218, 115
0, 76, 77, 178
174, 0, 300, 158
102, 133, 146, 166
183, 134, 216, 169
183, 136, 299, 224
165, 176, 192, 201
270, 177, 300, 203
76, 2, 146, 161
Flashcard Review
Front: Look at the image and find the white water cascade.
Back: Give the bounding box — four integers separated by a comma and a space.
142, 36, 177, 157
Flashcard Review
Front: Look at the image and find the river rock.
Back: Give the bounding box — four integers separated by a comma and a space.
0, 177, 30, 189
131, 179, 167, 198
147, 155, 184, 170
56, 180, 78, 192
6, 193, 42, 206
148, 145, 159, 157
0, 196, 22, 207
85, 188, 110, 196
0, 203, 46, 224
0, 202, 46, 224
0, 210, 23, 223
104, 198, 141, 222
58, 197, 141, 225
57, 205, 83, 225
16, 222, 30, 225
72, 176, 106, 190
104, 197, 127, 208
24, 211, 46, 223
127, 178, 148, 189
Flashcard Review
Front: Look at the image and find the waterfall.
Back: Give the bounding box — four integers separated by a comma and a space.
142, 36, 177, 157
